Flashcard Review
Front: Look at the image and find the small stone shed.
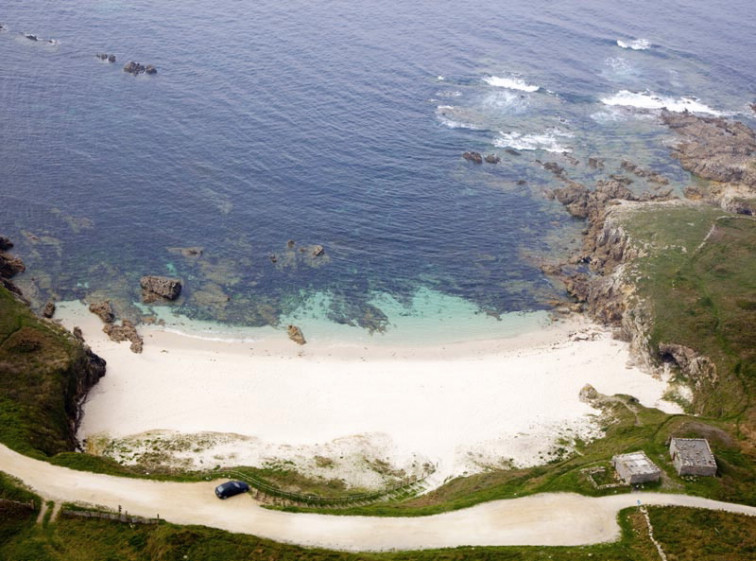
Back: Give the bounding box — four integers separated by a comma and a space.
611, 451, 662, 485
669, 438, 717, 476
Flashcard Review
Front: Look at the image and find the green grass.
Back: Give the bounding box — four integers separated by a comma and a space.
649, 506, 756, 560
624, 208, 756, 419
0, 286, 96, 458
0, 471, 40, 504
2, 504, 753, 561
0, 507, 660, 561
0, 471, 40, 548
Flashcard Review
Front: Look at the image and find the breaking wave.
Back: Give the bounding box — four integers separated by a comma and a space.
600, 90, 723, 116
435, 105, 484, 130
617, 38, 651, 50
483, 75, 540, 93
494, 130, 573, 153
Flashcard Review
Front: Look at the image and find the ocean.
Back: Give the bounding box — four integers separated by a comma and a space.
2, 0, 755, 340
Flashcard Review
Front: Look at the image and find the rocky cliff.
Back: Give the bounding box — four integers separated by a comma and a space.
0, 239, 106, 456
546, 112, 756, 413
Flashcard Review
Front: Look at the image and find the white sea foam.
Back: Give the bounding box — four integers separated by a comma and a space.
600, 90, 723, 115
435, 105, 484, 130
483, 75, 540, 93
617, 38, 651, 50
436, 89, 462, 98
494, 130, 573, 153
604, 57, 639, 78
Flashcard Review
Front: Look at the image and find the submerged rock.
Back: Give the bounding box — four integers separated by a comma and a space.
588, 157, 604, 170
484, 154, 501, 164
167, 246, 203, 259
541, 161, 565, 176
620, 160, 669, 185
96, 53, 117, 63
287, 324, 306, 345
140, 276, 182, 303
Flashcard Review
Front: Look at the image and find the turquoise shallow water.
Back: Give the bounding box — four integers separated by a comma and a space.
1, 0, 755, 339
138, 288, 551, 347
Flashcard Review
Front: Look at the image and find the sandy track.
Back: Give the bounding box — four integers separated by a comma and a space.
2, 444, 754, 551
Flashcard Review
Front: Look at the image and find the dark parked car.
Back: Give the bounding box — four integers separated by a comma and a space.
215, 480, 250, 499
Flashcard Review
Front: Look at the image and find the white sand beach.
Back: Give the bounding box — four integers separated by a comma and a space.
57, 301, 681, 490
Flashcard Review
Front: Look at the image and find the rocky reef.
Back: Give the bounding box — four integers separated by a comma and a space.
662, 109, 756, 215
544, 112, 756, 414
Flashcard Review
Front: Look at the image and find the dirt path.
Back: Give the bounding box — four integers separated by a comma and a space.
1, 444, 754, 552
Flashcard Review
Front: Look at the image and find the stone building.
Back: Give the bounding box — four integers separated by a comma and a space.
669, 438, 717, 476
611, 451, 662, 485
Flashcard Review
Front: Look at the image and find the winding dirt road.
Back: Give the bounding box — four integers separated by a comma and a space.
2, 444, 754, 552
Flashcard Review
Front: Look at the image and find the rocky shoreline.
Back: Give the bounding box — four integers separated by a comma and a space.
0, 239, 106, 454
542, 110, 755, 403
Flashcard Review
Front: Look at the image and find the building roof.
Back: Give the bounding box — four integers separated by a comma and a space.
671, 438, 716, 468
613, 451, 661, 475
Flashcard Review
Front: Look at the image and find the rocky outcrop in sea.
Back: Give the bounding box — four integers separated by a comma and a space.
123, 61, 157, 75
662, 109, 756, 215
140, 275, 182, 303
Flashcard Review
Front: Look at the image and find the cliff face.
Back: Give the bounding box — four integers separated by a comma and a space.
547, 112, 756, 417
547, 177, 663, 330
0, 240, 106, 456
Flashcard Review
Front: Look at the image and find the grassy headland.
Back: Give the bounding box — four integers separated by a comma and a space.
0, 285, 105, 458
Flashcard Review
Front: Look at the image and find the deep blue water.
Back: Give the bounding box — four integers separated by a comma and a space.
2, 0, 755, 331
